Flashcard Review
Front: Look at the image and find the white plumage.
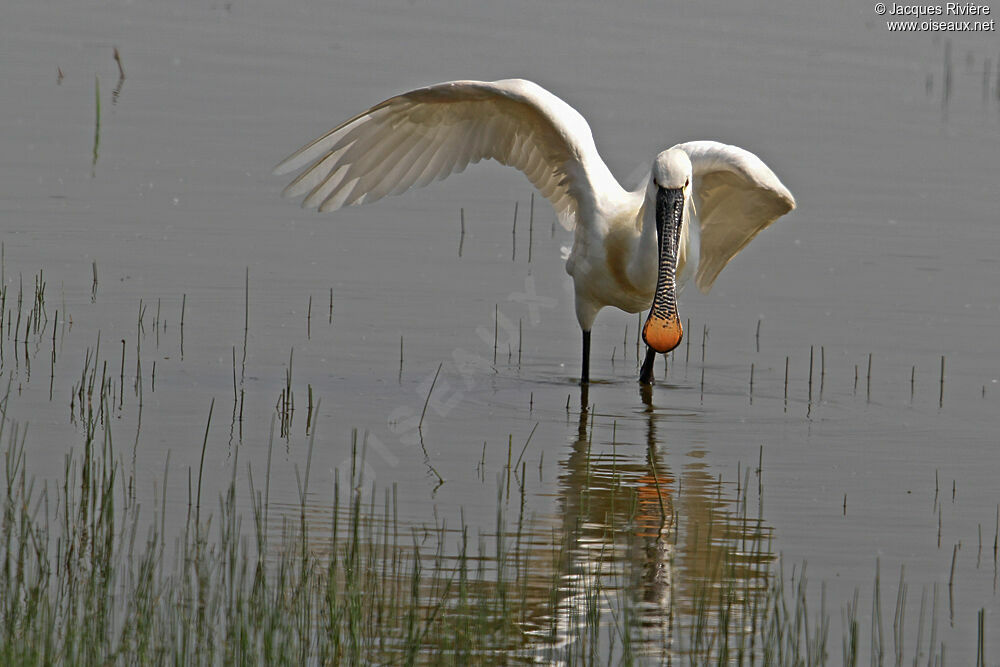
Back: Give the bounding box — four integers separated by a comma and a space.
275, 78, 795, 384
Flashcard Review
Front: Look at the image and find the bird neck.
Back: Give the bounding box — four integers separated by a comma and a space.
628, 196, 661, 291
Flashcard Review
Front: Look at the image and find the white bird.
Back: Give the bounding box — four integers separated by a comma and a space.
274, 79, 795, 384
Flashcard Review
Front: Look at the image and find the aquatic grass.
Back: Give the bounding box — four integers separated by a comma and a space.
276, 348, 294, 439
92, 76, 101, 170
0, 257, 994, 664
511, 201, 518, 262
0, 397, 991, 664
111, 48, 126, 104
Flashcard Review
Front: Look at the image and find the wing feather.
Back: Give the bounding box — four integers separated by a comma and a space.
326, 128, 430, 208
412, 126, 456, 190
674, 141, 795, 292
386, 129, 447, 198
275, 79, 626, 230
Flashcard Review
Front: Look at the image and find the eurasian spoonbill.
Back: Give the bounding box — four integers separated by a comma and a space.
274, 79, 796, 385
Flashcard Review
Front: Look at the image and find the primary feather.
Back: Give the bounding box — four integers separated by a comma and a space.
274, 79, 625, 231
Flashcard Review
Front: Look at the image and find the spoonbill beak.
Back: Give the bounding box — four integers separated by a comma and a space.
642, 186, 685, 354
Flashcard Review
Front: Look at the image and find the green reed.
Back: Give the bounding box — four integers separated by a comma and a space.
0, 407, 986, 664
0, 261, 989, 664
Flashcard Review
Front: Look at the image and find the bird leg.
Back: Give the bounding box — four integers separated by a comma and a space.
638, 346, 657, 385
581, 330, 591, 385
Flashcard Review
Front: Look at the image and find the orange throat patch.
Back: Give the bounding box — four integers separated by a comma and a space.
642, 314, 684, 354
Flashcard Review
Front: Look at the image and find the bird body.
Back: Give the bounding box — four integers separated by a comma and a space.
275, 78, 795, 384
563, 174, 698, 327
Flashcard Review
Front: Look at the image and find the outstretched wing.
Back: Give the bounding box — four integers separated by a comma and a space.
674, 141, 796, 292
274, 79, 624, 231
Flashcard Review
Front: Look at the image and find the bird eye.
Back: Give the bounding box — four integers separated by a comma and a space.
685, 178, 690, 188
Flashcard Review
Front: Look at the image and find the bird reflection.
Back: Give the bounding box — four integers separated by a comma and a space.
528, 384, 774, 663
280, 384, 774, 663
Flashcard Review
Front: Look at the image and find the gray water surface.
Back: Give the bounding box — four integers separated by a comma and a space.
2, 0, 998, 659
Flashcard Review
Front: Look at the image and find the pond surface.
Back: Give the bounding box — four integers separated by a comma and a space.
2, 0, 998, 660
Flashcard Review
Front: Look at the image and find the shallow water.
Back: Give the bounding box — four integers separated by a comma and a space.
2, 0, 999, 660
